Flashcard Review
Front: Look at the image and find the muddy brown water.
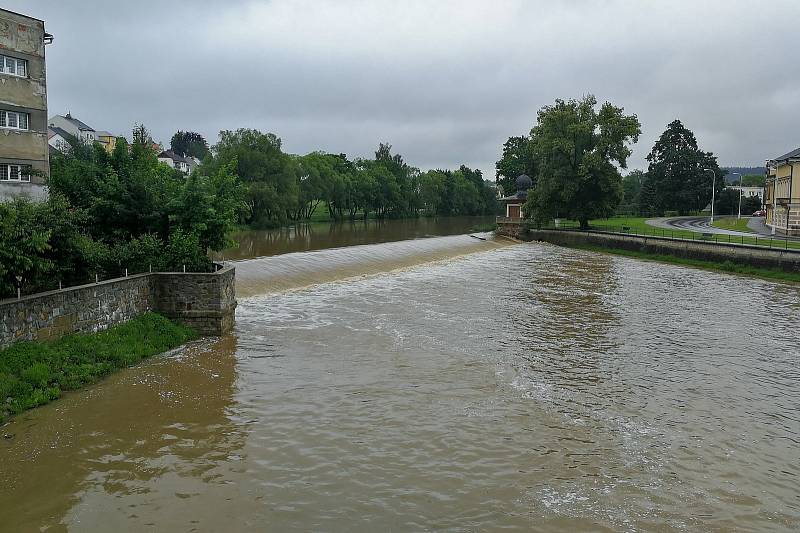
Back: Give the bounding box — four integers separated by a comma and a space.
1, 232, 799, 531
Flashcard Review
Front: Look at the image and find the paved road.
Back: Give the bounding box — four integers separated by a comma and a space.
646, 216, 800, 242
645, 216, 757, 237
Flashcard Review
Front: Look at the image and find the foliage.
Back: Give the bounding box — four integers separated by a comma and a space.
642, 120, 725, 216
0, 195, 96, 296
740, 174, 765, 187
170, 130, 211, 160
0, 313, 196, 422
495, 136, 536, 198
202, 129, 299, 227
200, 133, 497, 225
2, 123, 246, 298
523, 95, 641, 228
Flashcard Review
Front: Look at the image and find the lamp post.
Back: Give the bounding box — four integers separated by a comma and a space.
731, 172, 743, 220
704, 168, 717, 224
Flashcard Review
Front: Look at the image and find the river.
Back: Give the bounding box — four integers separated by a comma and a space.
2, 231, 799, 531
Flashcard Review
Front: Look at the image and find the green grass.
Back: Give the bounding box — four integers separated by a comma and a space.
567, 244, 800, 283
545, 216, 800, 250
0, 313, 196, 423
712, 216, 756, 233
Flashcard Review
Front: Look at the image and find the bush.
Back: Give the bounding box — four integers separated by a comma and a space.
0, 313, 196, 422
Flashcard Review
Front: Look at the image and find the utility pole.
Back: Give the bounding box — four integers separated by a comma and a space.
704, 168, 717, 224
731, 172, 743, 220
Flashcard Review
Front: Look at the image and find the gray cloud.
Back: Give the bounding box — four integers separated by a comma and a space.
11, 0, 799, 177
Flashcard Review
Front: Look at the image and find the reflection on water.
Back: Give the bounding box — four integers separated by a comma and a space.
1, 336, 241, 532
2, 240, 799, 531
214, 215, 495, 260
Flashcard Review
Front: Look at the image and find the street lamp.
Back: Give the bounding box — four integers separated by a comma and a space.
730, 172, 743, 220
704, 168, 716, 224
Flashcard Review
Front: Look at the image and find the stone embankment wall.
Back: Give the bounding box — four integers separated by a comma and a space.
0, 265, 237, 349
496, 223, 800, 273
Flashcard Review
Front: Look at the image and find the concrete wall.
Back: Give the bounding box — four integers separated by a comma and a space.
504, 226, 800, 273
0, 8, 50, 195
0, 265, 237, 349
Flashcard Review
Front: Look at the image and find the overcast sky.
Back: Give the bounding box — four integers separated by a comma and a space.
11, 0, 799, 177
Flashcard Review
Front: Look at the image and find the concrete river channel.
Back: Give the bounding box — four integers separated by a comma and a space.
1, 217, 798, 531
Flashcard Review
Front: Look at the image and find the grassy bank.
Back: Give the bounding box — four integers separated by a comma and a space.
0, 313, 196, 423
549, 216, 800, 251
567, 243, 800, 283
712, 216, 756, 233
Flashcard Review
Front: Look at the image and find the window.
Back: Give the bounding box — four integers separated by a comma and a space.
0, 110, 29, 130
0, 55, 27, 77
0, 164, 31, 182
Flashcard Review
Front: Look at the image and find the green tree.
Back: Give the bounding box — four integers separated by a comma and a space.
495, 136, 536, 198
170, 131, 211, 160
524, 95, 641, 228
622, 170, 644, 206
203, 129, 299, 227
740, 174, 765, 187
645, 120, 725, 215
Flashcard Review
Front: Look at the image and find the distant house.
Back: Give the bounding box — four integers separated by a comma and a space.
726, 185, 764, 205
499, 174, 532, 219
158, 149, 197, 174
47, 126, 72, 153
95, 130, 118, 153
48, 113, 97, 144
765, 146, 800, 235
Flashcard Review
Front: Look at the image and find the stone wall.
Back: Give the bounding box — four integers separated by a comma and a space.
153, 266, 237, 336
0, 265, 236, 349
517, 228, 800, 273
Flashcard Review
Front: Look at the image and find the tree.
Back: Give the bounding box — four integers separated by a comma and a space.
170, 131, 211, 160
621, 170, 645, 209
524, 95, 641, 228
740, 174, 765, 187
495, 136, 536, 197
645, 120, 725, 215
203, 129, 299, 227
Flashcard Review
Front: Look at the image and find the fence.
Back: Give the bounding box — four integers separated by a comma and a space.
521, 220, 800, 253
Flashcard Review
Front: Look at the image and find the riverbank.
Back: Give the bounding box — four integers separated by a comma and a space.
497, 224, 800, 282
0, 313, 196, 423
567, 243, 800, 283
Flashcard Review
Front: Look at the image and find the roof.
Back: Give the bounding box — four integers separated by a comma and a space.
158, 149, 192, 164
58, 113, 95, 132
0, 7, 45, 23
47, 126, 71, 140
770, 147, 800, 163
95, 130, 115, 138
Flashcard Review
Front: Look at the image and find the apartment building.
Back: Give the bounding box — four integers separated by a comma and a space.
765, 147, 800, 235
0, 8, 52, 201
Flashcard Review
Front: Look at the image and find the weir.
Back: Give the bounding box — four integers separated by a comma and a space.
233, 232, 515, 297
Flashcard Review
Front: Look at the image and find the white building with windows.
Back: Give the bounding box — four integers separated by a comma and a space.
726, 185, 765, 205
158, 150, 198, 175
48, 113, 97, 144
47, 126, 72, 153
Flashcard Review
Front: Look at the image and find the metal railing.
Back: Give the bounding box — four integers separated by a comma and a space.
523, 221, 800, 253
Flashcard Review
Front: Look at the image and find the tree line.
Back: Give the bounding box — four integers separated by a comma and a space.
1, 129, 242, 298
0, 126, 497, 298
197, 130, 497, 227
495, 98, 759, 224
